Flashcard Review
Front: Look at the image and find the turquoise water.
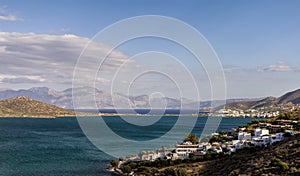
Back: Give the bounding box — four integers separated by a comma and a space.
0, 116, 253, 176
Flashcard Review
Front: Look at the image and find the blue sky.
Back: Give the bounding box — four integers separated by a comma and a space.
0, 0, 300, 100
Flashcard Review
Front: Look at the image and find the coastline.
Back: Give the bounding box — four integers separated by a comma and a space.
107, 113, 299, 175
0, 113, 268, 118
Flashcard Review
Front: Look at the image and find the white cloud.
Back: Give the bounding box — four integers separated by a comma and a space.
0, 5, 19, 21
0, 74, 45, 83
0, 15, 17, 21
224, 62, 300, 74
0, 32, 129, 86
258, 61, 298, 72
223, 65, 251, 73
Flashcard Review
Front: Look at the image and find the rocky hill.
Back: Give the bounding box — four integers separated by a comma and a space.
225, 88, 300, 110
0, 96, 76, 118
278, 88, 300, 104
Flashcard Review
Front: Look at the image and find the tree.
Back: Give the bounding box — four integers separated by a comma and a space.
122, 165, 131, 173
184, 134, 198, 144
110, 160, 118, 168
219, 130, 227, 136
278, 112, 297, 120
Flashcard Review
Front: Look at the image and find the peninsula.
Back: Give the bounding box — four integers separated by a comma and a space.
0, 96, 92, 118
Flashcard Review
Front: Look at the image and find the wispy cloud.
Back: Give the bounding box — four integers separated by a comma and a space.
0, 15, 17, 21
223, 65, 252, 73
258, 61, 299, 72
0, 5, 19, 21
223, 61, 300, 74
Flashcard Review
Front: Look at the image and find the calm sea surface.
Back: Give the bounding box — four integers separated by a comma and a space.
0, 116, 254, 176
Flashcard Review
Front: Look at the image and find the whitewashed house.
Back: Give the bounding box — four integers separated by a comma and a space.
270, 132, 284, 144
284, 130, 295, 136
254, 128, 269, 137
139, 149, 171, 161
175, 143, 200, 159
238, 132, 252, 140
226, 145, 237, 153
231, 140, 246, 149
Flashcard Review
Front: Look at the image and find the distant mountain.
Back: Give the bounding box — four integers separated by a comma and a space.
225, 88, 300, 110
278, 88, 300, 104
0, 87, 62, 105
199, 98, 260, 110
0, 87, 258, 110
0, 96, 76, 118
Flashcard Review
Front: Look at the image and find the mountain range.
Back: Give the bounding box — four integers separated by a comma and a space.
225, 88, 300, 110
0, 87, 256, 110
0, 87, 299, 111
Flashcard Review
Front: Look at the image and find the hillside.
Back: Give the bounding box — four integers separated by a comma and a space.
0, 96, 76, 118
278, 88, 300, 104
201, 135, 300, 176
225, 88, 300, 110
130, 135, 300, 175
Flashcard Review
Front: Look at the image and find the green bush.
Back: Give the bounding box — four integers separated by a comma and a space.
122, 165, 131, 173
164, 168, 187, 176
184, 134, 198, 144
110, 160, 118, 167
270, 158, 289, 171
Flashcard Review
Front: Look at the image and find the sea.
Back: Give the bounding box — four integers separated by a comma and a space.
0, 115, 256, 176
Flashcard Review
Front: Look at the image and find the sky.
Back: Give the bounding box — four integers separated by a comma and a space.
0, 0, 300, 100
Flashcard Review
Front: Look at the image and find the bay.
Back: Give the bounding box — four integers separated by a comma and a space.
0, 116, 255, 176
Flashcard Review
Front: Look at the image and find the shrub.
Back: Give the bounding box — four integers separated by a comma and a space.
110, 160, 118, 167
122, 165, 131, 173
164, 168, 187, 176
184, 134, 198, 144
270, 158, 289, 171
128, 162, 137, 169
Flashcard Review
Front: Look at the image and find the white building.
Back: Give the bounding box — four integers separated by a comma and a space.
238, 132, 252, 140
231, 140, 246, 149
270, 133, 284, 144
175, 143, 200, 159
139, 150, 171, 161
254, 128, 269, 137
285, 130, 295, 136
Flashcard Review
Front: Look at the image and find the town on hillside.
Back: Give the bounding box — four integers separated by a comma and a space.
211, 104, 300, 118
108, 109, 300, 175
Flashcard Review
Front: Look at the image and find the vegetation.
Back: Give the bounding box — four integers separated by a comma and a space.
122, 165, 132, 173
164, 168, 187, 176
202, 135, 300, 176
184, 134, 198, 144
269, 158, 289, 172
121, 152, 226, 175
118, 134, 300, 176
110, 160, 118, 168
122, 166, 131, 173
114, 108, 300, 175
0, 96, 76, 118
278, 111, 299, 120
209, 135, 230, 143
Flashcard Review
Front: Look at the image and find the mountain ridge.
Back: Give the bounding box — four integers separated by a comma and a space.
0, 87, 256, 110
225, 88, 300, 110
